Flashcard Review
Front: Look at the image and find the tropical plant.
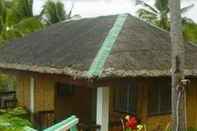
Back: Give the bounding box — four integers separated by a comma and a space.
0, 74, 16, 91
0, 107, 32, 131
136, 0, 194, 30
136, 0, 197, 43
183, 21, 197, 43
0, 0, 44, 44
42, 0, 73, 25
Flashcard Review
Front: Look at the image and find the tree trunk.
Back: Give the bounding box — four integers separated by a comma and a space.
169, 0, 186, 131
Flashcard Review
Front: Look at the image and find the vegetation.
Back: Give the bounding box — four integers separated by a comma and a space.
0, 107, 32, 131
0, 0, 73, 90
0, 1, 72, 129
0, 0, 73, 44
43, 0, 72, 25
0, 74, 16, 91
136, 0, 197, 43
183, 21, 197, 43
0, 0, 44, 44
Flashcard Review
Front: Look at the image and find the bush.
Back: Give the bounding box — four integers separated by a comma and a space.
0, 107, 32, 131
0, 74, 16, 91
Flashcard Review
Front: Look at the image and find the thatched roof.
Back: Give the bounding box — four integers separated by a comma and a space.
0, 14, 197, 79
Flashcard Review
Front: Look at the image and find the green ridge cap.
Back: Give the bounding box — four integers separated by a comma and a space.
88, 14, 128, 77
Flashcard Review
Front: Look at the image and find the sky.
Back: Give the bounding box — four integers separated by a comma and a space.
33, 0, 197, 22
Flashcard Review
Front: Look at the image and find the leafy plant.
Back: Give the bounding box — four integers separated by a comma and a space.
0, 107, 32, 131
0, 74, 16, 91
42, 0, 72, 25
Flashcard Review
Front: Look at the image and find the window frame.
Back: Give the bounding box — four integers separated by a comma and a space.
113, 83, 137, 114
148, 79, 171, 116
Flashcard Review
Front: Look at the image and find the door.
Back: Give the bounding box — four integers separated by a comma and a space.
54, 83, 93, 122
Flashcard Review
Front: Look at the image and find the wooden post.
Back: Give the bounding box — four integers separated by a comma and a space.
169, 0, 186, 130
96, 87, 109, 131
30, 77, 35, 121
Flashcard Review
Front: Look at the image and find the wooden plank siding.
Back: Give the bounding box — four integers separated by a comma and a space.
136, 78, 172, 131
109, 78, 197, 130
135, 78, 197, 130
187, 79, 197, 128
35, 75, 55, 112
16, 74, 31, 109
16, 73, 197, 130
16, 74, 55, 112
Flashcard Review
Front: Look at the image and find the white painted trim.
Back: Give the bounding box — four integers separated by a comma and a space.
96, 87, 109, 131
30, 77, 35, 113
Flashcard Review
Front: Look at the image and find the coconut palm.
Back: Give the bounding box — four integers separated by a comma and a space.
42, 0, 73, 25
0, 0, 44, 44
136, 0, 194, 30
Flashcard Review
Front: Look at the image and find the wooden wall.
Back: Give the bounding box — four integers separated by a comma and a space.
187, 79, 197, 128
16, 73, 93, 123
136, 78, 171, 130
109, 78, 197, 131
34, 75, 55, 112
16, 74, 55, 112
16, 73, 197, 130
16, 74, 31, 109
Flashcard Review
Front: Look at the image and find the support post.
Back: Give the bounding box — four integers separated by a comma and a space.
30, 77, 35, 121
96, 87, 109, 131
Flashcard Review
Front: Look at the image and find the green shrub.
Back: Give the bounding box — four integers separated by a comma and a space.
0, 107, 32, 131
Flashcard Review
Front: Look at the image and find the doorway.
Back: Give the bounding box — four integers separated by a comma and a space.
54, 83, 94, 122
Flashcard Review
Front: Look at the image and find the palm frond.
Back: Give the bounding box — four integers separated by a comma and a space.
155, 0, 168, 12
67, 3, 74, 19
11, 0, 34, 21
13, 17, 44, 34
137, 0, 158, 14
56, 1, 66, 21
43, 0, 67, 25
137, 9, 158, 23
181, 4, 194, 15
183, 22, 197, 43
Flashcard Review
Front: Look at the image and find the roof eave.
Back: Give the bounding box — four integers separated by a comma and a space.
1, 63, 197, 79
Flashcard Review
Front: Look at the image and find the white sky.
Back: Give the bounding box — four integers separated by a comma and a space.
33, 0, 197, 22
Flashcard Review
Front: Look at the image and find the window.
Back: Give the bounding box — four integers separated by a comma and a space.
56, 83, 76, 97
148, 79, 171, 115
113, 83, 137, 114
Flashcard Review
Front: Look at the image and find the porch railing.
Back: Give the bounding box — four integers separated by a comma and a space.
24, 115, 79, 131
33, 111, 101, 131
34, 110, 55, 130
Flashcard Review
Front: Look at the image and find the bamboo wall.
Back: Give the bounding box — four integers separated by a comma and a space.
16, 74, 31, 109
34, 75, 55, 112
16, 74, 55, 112
16, 73, 92, 122
16, 74, 197, 130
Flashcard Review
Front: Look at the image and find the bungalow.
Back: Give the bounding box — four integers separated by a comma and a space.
0, 14, 197, 131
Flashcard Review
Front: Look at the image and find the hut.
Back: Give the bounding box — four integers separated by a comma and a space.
0, 14, 197, 131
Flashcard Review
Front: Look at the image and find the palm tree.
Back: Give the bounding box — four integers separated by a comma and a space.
0, 0, 44, 44
136, 0, 194, 30
169, 0, 186, 130
42, 0, 73, 25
